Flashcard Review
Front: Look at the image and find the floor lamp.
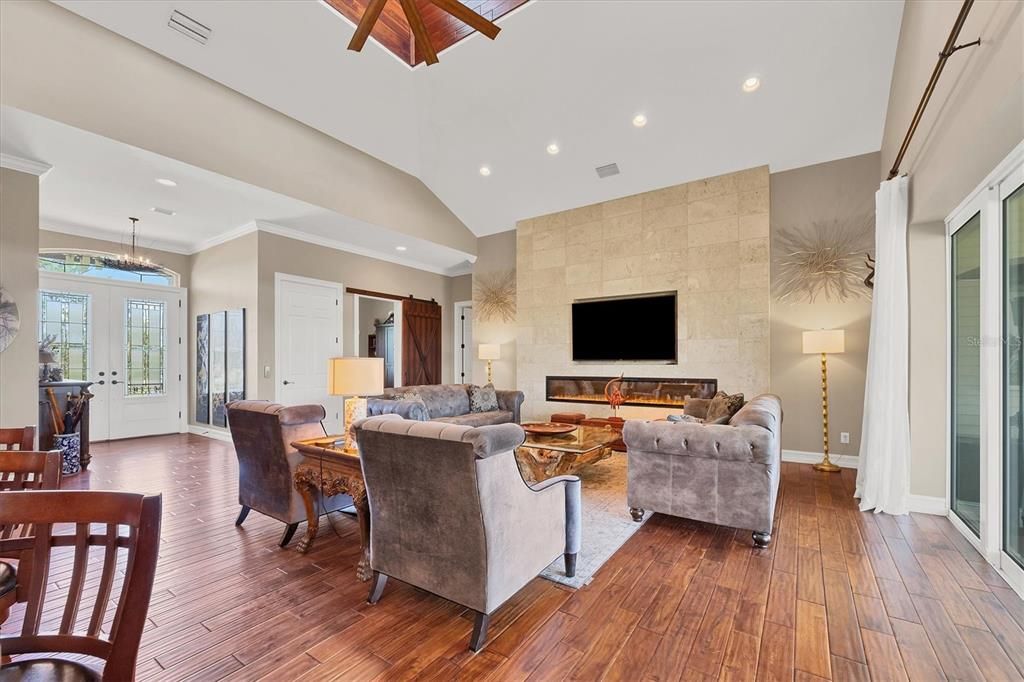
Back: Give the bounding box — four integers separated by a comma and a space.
328, 357, 385, 453
479, 344, 500, 384
802, 329, 845, 473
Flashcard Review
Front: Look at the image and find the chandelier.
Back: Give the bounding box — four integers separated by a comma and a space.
110, 217, 163, 274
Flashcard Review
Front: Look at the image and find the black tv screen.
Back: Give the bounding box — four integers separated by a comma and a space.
572, 293, 677, 362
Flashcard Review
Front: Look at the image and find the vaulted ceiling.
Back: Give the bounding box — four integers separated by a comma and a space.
53, 0, 904, 237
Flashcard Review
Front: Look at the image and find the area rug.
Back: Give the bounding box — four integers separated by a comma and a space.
540, 452, 650, 588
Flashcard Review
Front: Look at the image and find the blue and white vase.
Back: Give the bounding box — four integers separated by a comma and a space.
53, 432, 81, 476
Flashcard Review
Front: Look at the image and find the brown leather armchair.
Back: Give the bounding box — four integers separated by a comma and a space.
226, 401, 351, 547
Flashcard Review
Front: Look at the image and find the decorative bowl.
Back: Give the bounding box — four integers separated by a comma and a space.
522, 422, 578, 436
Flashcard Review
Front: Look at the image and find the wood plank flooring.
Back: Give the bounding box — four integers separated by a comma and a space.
4, 433, 1024, 680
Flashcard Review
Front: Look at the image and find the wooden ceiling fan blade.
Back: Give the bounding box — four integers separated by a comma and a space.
429, 0, 501, 40
347, 0, 388, 52
399, 0, 438, 64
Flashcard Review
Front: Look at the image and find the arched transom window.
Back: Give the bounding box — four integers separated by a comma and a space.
39, 250, 179, 287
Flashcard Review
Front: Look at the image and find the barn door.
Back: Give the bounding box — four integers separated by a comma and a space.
402, 299, 442, 385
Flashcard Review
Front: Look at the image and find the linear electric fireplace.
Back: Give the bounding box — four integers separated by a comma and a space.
545, 376, 718, 408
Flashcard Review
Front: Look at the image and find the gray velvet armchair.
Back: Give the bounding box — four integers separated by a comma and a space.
354, 415, 581, 651
623, 394, 783, 547
226, 401, 351, 547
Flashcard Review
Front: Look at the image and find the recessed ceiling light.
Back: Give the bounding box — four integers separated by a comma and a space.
547, 143, 560, 155
742, 76, 761, 93
395, 246, 407, 251
632, 114, 647, 128
155, 178, 177, 187
479, 166, 491, 177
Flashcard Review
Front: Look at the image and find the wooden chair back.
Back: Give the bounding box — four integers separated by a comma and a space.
0, 426, 35, 451
0, 450, 62, 543
0, 491, 162, 680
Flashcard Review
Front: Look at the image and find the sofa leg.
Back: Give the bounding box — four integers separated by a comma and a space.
469, 612, 490, 652
752, 531, 771, 548
235, 505, 251, 526
564, 552, 577, 578
629, 507, 645, 522
367, 572, 387, 604
279, 522, 300, 548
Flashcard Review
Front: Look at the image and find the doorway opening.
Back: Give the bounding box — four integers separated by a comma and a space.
353, 294, 400, 389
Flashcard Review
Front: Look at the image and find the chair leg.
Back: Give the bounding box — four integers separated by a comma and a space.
469, 611, 490, 652
752, 531, 771, 548
367, 572, 387, 604
235, 505, 251, 527
564, 552, 577, 578
279, 522, 300, 548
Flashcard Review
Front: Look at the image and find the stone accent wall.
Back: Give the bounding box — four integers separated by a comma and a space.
515, 166, 771, 421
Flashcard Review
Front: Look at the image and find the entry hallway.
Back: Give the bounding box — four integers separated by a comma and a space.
6, 434, 1024, 680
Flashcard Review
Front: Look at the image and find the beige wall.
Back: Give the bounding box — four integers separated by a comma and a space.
516, 166, 771, 421
0, 0, 477, 257
256, 231, 459, 400
472, 231, 517, 390
0, 168, 40, 430
770, 153, 878, 458
39, 229, 191, 289
187, 232, 260, 428
882, 0, 1023, 498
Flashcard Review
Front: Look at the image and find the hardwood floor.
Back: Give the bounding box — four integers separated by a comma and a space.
5, 433, 1024, 680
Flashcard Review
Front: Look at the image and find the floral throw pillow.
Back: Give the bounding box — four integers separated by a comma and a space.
469, 384, 499, 413
704, 391, 745, 423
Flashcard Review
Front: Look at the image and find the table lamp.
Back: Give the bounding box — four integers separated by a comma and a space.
328, 357, 385, 453
802, 329, 845, 472
478, 344, 500, 384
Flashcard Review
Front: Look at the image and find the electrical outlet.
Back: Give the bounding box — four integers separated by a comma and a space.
840, 432, 850, 444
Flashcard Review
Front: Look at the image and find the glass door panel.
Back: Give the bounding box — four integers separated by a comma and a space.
952, 212, 982, 535
1005, 182, 1024, 567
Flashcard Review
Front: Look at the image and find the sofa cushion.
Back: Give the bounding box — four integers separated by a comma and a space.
623, 418, 777, 465
683, 398, 710, 419
469, 384, 499, 413
433, 410, 513, 428
705, 391, 745, 422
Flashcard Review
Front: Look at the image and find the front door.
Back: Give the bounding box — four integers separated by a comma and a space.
275, 274, 342, 432
40, 274, 184, 441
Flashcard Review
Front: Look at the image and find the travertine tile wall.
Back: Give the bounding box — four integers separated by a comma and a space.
515, 165, 771, 421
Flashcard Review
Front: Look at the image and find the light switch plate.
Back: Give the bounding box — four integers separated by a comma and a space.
263, 365, 271, 378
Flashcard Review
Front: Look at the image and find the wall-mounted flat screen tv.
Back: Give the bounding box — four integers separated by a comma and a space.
571, 292, 677, 362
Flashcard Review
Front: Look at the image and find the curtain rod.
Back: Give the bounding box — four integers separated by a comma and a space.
886, 0, 981, 180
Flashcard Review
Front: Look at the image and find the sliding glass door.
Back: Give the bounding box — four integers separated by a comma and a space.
952, 212, 982, 535
1004, 181, 1024, 569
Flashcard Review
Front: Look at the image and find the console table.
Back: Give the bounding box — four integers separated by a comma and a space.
290, 436, 371, 581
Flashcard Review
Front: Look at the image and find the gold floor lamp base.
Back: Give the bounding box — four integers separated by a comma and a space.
815, 351, 841, 473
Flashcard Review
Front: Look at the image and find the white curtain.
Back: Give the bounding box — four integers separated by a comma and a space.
856, 176, 911, 515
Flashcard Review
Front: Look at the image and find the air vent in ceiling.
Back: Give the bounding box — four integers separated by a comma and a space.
150, 206, 176, 216
595, 163, 620, 179
168, 10, 212, 44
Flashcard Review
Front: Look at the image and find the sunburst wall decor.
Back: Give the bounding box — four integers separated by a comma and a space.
474, 269, 516, 323
773, 214, 874, 303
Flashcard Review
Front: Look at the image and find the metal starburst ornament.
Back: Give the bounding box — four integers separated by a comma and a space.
773, 215, 874, 303
474, 269, 516, 322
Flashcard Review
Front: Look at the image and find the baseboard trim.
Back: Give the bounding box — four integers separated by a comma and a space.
907, 494, 949, 516
188, 425, 232, 443
781, 449, 859, 469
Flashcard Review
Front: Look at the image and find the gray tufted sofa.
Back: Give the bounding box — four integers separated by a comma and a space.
366, 384, 525, 427
354, 414, 580, 651
623, 394, 783, 547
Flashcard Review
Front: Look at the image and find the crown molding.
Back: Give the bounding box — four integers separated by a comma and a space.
0, 153, 53, 179
40, 218, 193, 255
189, 221, 259, 254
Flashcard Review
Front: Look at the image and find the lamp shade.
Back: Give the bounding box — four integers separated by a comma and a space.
478, 343, 500, 360
328, 357, 384, 396
802, 329, 845, 354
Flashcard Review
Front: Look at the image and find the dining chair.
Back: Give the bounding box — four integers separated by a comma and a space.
0, 426, 35, 451
0, 491, 162, 681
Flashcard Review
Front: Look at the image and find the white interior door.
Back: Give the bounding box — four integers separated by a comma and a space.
40, 274, 185, 441
275, 274, 342, 432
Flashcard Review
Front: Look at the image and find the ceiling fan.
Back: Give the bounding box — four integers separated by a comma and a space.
347, 0, 502, 66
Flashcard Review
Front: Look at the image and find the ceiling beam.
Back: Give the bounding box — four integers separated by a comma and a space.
347, 0, 387, 52
399, 0, 438, 65
429, 0, 501, 40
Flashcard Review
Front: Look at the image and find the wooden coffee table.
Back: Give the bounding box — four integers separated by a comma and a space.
515, 425, 619, 484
